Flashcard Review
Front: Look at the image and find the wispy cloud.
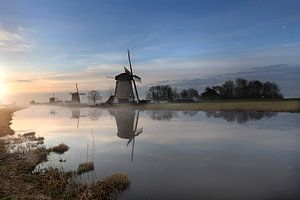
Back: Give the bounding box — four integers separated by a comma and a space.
0, 26, 33, 52
5, 79, 32, 83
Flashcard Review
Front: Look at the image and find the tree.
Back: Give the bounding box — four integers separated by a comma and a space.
87, 90, 101, 106
200, 78, 283, 100
262, 82, 283, 98
180, 88, 199, 101
234, 78, 248, 98
221, 80, 235, 99
146, 85, 178, 102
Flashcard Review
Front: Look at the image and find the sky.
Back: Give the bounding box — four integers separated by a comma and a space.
0, 0, 300, 103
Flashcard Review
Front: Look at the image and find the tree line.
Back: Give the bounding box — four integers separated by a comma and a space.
146, 78, 283, 102
146, 85, 199, 102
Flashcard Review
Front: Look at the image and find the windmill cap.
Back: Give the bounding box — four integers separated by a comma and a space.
115, 73, 134, 81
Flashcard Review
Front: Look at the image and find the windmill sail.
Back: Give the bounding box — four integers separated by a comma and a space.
127, 49, 140, 102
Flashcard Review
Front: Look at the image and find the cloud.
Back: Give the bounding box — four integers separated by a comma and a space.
0, 26, 33, 52
5, 79, 32, 83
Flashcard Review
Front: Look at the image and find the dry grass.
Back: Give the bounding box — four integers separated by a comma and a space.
77, 162, 95, 175
51, 143, 69, 154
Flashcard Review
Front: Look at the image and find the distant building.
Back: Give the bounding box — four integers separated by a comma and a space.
201, 88, 220, 100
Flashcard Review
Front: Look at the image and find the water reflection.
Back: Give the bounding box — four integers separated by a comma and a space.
87, 108, 103, 121
149, 110, 178, 121
204, 111, 277, 124
71, 107, 86, 128
109, 109, 143, 162
49, 106, 56, 120
147, 110, 277, 123
181, 111, 198, 117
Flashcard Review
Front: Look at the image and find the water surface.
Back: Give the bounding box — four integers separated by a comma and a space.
11, 106, 300, 200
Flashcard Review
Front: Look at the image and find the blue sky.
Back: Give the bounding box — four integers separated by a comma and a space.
0, 0, 300, 103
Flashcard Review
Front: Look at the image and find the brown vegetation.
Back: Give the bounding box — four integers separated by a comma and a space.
51, 143, 69, 154
78, 162, 95, 175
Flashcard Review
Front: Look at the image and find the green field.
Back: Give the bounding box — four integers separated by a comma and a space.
115, 99, 300, 112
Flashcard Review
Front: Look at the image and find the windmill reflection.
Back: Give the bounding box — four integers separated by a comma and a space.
71, 107, 87, 128
49, 106, 56, 120
109, 109, 143, 162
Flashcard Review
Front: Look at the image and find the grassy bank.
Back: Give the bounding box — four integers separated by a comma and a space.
0, 107, 129, 199
0, 107, 23, 137
126, 99, 300, 112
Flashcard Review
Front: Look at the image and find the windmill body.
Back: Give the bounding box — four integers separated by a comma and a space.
114, 73, 135, 103
49, 92, 60, 103
70, 83, 86, 104
113, 50, 141, 104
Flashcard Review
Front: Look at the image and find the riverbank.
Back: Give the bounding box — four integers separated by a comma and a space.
110, 99, 300, 112
0, 107, 129, 199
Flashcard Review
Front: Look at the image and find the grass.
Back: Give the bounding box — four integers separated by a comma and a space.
51, 143, 69, 154
124, 99, 300, 112
0, 107, 130, 199
77, 162, 95, 175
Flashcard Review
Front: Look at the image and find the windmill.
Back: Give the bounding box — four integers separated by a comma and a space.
49, 92, 59, 103
109, 109, 143, 162
70, 83, 86, 104
109, 50, 141, 104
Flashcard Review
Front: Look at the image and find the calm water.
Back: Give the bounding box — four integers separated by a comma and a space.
11, 106, 300, 200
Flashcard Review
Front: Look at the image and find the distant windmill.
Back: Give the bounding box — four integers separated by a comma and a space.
49, 92, 59, 103
70, 83, 86, 104
107, 50, 141, 104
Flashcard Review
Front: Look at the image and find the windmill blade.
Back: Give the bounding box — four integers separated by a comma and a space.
124, 67, 132, 75
135, 128, 143, 136
76, 83, 79, 93
127, 50, 133, 74
127, 49, 140, 102
133, 75, 141, 83
127, 138, 133, 146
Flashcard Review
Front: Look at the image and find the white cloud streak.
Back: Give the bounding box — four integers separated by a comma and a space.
0, 26, 33, 52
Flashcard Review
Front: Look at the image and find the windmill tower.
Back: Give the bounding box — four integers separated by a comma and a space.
70, 83, 86, 104
113, 50, 141, 104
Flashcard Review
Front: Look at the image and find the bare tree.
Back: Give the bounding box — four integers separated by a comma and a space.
87, 90, 101, 106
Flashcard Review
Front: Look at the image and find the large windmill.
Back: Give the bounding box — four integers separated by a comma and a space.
70, 83, 86, 104
111, 50, 141, 104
